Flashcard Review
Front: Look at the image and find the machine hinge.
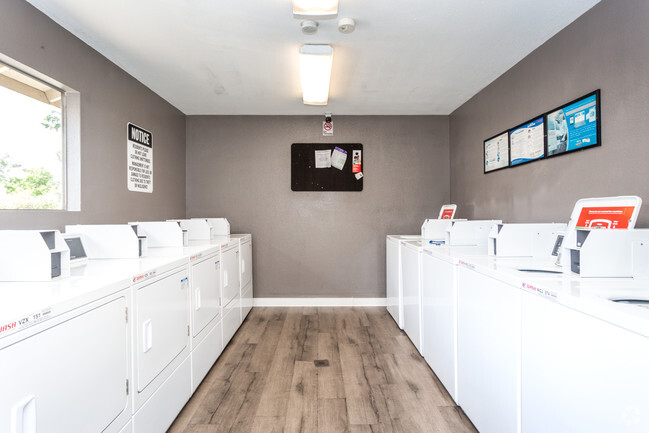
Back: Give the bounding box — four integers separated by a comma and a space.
187, 325, 190, 336
126, 379, 129, 395
125, 307, 128, 323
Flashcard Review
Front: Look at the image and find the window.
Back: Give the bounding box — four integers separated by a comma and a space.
0, 54, 79, 210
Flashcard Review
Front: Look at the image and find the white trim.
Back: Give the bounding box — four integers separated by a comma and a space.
253, 297, 386, 307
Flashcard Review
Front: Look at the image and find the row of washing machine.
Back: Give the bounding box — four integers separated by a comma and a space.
386, 196, 649, 433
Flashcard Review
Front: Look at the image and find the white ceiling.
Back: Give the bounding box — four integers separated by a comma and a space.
26, 0, 600, 115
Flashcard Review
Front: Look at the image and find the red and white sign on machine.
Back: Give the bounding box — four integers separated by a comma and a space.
438, 204, 457, 220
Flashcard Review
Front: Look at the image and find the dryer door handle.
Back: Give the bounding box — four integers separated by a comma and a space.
142, 319, 153, 353
11, 395, 35, 433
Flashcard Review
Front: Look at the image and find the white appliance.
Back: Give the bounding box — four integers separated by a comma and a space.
167, 219, 212, 241
568, 229, 649, 277
487, 223, 567, 257
401, 239, 424, 353
386, 234, 420, 328
0, 278, 132, 433
239, 235, 253, 321
65, 224, 145, 258
559, 195, 642, 271
421, 219, 466, 242
445, 220, 502, 246
129, 221, 185, 247
130, 258, 192, 433
187, 246, 224, 390
192, 218, 230, 236
421, 245, 487, 403
221, 239, 241, 347
0, 230, 70, 281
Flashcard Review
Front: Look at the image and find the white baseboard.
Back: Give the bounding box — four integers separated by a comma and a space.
253, 297, 387, 307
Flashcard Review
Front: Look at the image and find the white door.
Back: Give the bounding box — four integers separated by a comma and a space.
191, 252, 221, 337
0, 295, 130, 433
222, 246, 240, 308
136, 267, 189, 392
401, 243, 422, 353
422, 252, 458, 402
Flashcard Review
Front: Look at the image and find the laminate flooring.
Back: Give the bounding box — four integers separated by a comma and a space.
168, 307, 477, 433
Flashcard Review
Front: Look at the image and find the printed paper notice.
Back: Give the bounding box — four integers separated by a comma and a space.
352, 150, 362, 173
127, 123, 153, 193
484, 132, 509, 172
331, 146, 348, 170
510, 118, 544, 166
315, 150, 332, 168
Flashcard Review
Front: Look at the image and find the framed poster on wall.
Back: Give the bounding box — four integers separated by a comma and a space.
484, 131, 510, 173
545, 89, 601, 158
509, 117, 545, 166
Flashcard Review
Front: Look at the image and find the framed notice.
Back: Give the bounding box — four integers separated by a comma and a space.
484, 131, 510, 173
509, 117, 544, 166
545, 90, 601, 158
127, 123, 153, 193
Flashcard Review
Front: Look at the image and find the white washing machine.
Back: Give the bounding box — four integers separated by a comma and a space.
401, 240, 424, 353
386, 235, 421, 329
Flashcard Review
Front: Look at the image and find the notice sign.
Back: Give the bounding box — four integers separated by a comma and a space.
576, 206, 636, 229
440, 209, 454, 219
352, 150, 361, 173
127, 123, 153, 193
510, 117, 544, 166
323, 120, 334, 136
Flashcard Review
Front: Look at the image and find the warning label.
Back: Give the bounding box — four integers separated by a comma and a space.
127, 123, 153, 193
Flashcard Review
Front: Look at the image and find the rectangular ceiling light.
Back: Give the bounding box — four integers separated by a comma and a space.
292, 0, 338, 19
300, 44, 334, 106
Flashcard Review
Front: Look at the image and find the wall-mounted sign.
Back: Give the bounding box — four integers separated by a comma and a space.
323, 120, 334, 136
484, 131, 509, 173
510, 117, 544, 166
546, 90, 600, 158
127, 123, 153, 193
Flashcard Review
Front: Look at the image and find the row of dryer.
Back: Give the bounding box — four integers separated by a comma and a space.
0, 223, 252, 433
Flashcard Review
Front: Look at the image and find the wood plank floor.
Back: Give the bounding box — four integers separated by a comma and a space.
168, 307, 477, 433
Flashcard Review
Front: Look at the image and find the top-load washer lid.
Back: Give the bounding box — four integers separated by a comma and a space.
402, 240, 424, 251
387, 235, 421, 242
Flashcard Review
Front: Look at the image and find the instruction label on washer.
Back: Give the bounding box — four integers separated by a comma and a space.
0, 307, 53, 338
127, 123, 153, 193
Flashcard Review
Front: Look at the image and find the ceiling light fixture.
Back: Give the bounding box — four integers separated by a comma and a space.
301, 20, 319, 35
299, 44, 334, 106
292, 0, 339, 19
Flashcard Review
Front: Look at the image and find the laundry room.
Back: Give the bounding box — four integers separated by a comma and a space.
1, 0, 649, 432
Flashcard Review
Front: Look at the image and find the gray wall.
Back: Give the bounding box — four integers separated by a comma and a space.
186, 116, 449, 298
0, 0, 186, 230
449, 0, 649, 226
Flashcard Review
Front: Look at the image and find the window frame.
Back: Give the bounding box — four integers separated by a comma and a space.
0, 53, 80, 211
